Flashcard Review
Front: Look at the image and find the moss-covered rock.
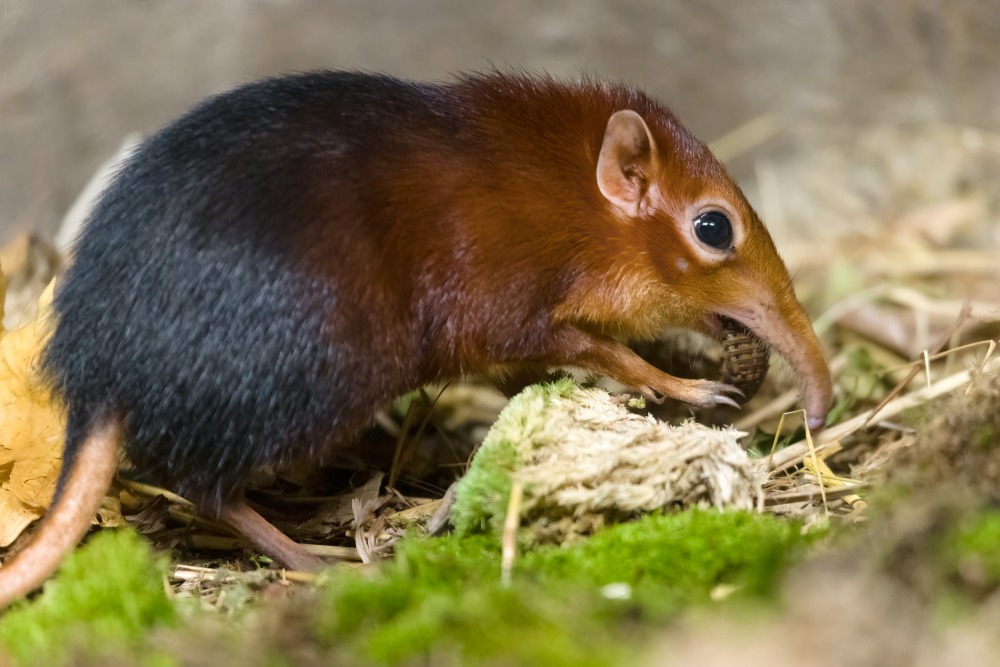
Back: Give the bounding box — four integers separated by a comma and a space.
894, 368, 1000, 500
313, 509, 815, 666
451, 380, 762, 544
0, 528, 175, 667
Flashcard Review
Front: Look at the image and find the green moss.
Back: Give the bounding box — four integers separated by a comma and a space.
525, 509, 812, 609
840, 344, 895, 401
448, 438, 521, 537
970, 423, 998, 452
0, 529, 176, 667
450, 378, 578, 538
315, 509, 813, 666
0, 510, 816, 666
315, 536, 548, 665
946, 510, 1000, 589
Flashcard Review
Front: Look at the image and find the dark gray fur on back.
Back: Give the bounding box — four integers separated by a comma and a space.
41, 72, 430, 506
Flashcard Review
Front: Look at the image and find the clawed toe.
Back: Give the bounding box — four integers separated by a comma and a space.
640, 387, 667, 404
635, 380, 747, 411
724, 385, 745, 399
689, 381, 745, 410
713, 394, 742, 409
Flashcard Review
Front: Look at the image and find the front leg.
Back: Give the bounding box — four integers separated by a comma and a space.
548, 327, 742, 409
490, 363, 555, 398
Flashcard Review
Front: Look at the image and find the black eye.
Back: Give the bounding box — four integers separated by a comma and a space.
693, 211, 733, 250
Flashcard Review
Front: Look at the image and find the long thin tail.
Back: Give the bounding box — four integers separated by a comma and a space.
0, 415, 122, 608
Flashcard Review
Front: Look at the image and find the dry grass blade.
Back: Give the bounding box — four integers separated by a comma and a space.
736, 355, 848, 431
351, 472, 390, 564
802, 454, 865, 511
387, 386, 448, 491
500, 480, 523, 588
763, 484, 868, 506
387, 395, 423, 491
354, 513, 389, 564
862, 303, 971, 427
303, 544, 362, 561
769, 353, 1000, 474
766, 410, 828, 516
119, 479, 195, 507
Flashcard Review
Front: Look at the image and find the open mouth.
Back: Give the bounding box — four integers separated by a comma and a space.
714, 315, 771, 404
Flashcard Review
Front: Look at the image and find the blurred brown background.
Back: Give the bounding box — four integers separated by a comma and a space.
1, 0, 998, 245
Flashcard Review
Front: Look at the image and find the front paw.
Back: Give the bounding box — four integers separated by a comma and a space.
641, 379, 744, 409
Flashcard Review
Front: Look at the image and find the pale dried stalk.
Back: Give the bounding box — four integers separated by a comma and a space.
769, 355, 999, 473
501, 481, 523, 588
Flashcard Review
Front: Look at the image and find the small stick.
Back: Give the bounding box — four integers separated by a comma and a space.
735, 354, 847, 431
119, 479, 195, 507
763, 484, 867, 506
769, 355, 998, 473
387, 385, 448, 490
303, 544, 362, 561
500, 481, 523, 588
862, 303, 970, 427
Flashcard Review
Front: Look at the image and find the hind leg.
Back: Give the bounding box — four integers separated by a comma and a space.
215, 495, 325, 572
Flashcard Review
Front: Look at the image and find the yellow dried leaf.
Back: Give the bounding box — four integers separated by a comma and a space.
0, 485, 43, 548
0, 274, 124, 542
896, 197, 985, 246
0, 277, 65, 542
10, 456, 61, 510
97, 494, 124, 528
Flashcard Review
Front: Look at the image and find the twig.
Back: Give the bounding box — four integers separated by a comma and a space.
735, 355, 847, 431
769, 355, 999, 473
388, 386, 448, 490
303, 544, 362, 561
763, 484, 868, 506
119, 478, 195, 507
862, 303, 971, 427
500, 481, 523, 588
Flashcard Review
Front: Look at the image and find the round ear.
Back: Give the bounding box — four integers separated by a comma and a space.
596, 110, 658, 217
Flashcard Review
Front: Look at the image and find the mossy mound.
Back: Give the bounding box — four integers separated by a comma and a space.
314, 509, 813, 666
0, 529, 175, 667
451, 380, 762, 543
894, 368, 1000, 500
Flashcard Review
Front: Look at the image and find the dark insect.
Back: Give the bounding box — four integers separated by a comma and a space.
720, 317, 770, 402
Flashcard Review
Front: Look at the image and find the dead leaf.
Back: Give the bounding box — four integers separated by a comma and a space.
0, 274, 122, 547
0, 278, 63, 544
0, 256, 5, 323
97, 493, 125, 528
0, 489, 41, 548
1, 232, 61, 331
895, 197, 985, 246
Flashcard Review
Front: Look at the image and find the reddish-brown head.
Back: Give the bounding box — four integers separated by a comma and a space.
595, 109, 833, 429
